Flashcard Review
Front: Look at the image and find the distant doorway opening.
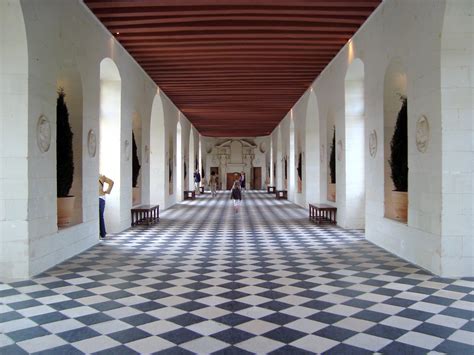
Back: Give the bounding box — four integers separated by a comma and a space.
227, 172, 241, 190
253, 167, 262, 190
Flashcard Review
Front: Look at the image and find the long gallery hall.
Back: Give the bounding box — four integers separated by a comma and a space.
1, 192, 472, 353
1, 0, 473, 354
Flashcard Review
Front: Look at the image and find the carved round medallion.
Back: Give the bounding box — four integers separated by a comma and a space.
36, 115, 51, 153
337, 140, 343, 161
145, 145, 149, 163
124, 139, 130, 161
87, 129, 97, 158
369, 129, 377, 158
260, 142, 267, 153
416, 115, 430, 153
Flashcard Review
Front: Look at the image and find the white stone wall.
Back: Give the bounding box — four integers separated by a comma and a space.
440, 0, 473, 276
0, 0, 193, 281
271, 0, 472, 276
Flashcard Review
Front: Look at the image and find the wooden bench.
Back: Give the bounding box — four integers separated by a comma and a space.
131, 204, 159, 226
276, 190, 287, 199
184, 190, 196, 200
267, 186, 276, 193
309, 203, 337, 224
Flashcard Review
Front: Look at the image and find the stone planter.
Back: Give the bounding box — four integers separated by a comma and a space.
328, 183, 336, 202
133, 187, 141, 206
392, 191, 408, 222
57, 196, 75, 227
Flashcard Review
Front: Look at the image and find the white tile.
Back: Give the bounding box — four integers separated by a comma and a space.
181, 336, 228, 354
42, 319, 84, 333
448, 330, 474, 345
126, 336, 174, 353
397, 332, 444, 350
335, 317, 375, 332
426, 314, 468, 329
236, 335, 285, 354
344, 333, 392, 352
284, 318, 327, 333
90, 320, 133, 335
72, 335, 121, 353
187, 320, 229, 336
236, 320, 279, 335
18, 334, 67, 353
290, 335, 339, 353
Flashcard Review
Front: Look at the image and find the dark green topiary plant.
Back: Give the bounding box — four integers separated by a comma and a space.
297, 153, 302, 180
329, 127, 336, 184
389, 96, 408, 191
132, 132, 141, 188
56, 88, 74, 197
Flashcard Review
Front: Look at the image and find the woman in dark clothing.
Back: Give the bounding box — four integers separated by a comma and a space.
230, 180, 242, 213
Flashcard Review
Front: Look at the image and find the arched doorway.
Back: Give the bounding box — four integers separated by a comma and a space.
99, 58, 121, 233
344, 58, 365, 228
384, 58, 408, 222
176, 120, 183, 201
305, 88, 320, 205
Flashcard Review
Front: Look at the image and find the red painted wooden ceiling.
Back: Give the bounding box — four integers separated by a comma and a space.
85, 0, 380, 137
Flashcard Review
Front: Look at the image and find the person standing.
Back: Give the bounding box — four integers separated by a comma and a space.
193, 169, 201, 194
99, 174, 114, 239
240, 171, 246, 191
230, 180, 242, 213
209, 171, 218, 197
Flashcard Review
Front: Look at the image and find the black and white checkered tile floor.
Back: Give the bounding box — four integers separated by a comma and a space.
1, 191, 473, 354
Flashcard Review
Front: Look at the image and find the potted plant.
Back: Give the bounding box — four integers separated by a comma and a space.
297, 152, 302, 193
132, 132, 141, 206
389, 96, 408, 221
328, 127, 336, 201
56, 88, 75, 227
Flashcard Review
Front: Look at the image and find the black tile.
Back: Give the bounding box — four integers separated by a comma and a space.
300, 300, 333, 310
49, 300, 83, 311
365, 324, 406, 340
0, 344, 29, 355
261, 312, 298, 326
440, 307, 473, 320
8, 299, 42, 310
214, 314, 252, 327
0, 311, 23, 323
413, 322, 456, 338
262, 327, 307, 343
159, 328, 201, 345
212, 346, 254, 355
397, 309, 433, 322
212, 328, 254, 344
90, 301, 123, 312
7, 326, 50, 342
58, 327, 101, 342
308, 311, 344, 325
322, 343, 371, 355
380, 341, 429, 354
108, 328, 152, 344
353, 310, 390, 322
94, 345, 140, 355
33, 344, 84, 355
76, 312, 113, 325
132, 301, 166, 312
434, 339, 474, 354
315, 325, 357, 341
167, 313, 206, 327
268, 345, 313, 355
153, 346, 195, 355
121, 313, 158, 326
30, 312, 68, 325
